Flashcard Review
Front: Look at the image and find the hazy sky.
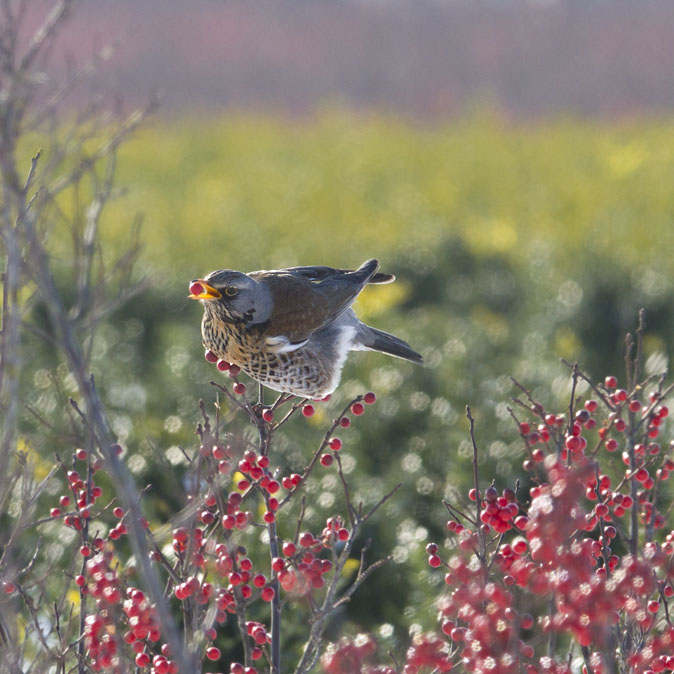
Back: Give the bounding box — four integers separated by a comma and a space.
23, 0, 674, 119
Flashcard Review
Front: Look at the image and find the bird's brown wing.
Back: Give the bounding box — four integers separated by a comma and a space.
250, 272, 363, 342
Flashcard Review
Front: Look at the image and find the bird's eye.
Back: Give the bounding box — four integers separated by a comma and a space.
224, 286, 238, 297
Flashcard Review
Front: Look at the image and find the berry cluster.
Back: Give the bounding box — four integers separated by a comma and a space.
321, 634, 388, 674
404, 632, 453, 673
73, 374, 379, 673
19, 312, 674, 674
13, 372, 379, 674
417, 369, 674, 673
477, 485, 520, 533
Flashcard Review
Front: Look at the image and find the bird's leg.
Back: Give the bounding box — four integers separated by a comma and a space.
249, 383, 266, 419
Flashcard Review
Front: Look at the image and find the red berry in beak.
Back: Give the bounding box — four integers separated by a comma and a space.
189, 281, 204, 296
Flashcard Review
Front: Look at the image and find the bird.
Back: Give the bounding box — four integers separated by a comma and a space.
188, 259, 423, 398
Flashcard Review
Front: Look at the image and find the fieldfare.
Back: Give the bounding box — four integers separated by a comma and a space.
189, 259, 423, 398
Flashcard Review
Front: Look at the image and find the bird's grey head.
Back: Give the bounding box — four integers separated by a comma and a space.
189, 270, 271, 325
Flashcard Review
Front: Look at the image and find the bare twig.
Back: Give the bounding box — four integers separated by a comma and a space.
466, 406, 487, 575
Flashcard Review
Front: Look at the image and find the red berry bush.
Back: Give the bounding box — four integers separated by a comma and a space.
2, 361, 394, 673
309, 315, 674, 674
6, 296, 674, 674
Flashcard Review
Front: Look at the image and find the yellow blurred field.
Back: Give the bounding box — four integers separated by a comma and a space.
103, 111, 674, 285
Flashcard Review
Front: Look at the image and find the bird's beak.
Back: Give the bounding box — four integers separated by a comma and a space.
188, 280, 222, 300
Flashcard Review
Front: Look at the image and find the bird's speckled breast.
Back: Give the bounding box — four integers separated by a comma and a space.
201, 313, 333, 397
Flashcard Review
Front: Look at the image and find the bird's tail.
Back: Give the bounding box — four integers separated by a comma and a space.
358, 325, 424, 364
353, 259, 395, 285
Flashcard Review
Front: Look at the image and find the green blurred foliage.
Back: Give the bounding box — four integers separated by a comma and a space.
22, 110, 674, 652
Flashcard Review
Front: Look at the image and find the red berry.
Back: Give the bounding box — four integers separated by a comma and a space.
229, 364, 241, 376
135, 652, 151, 667
262, 409, 274, 423
205, 349, 218, 363
50, 507, 61, 518
206, 646, 221, 661
261, 587, 275, 602
113, 507, 124, 518
351, 402, 365, 416
635, 467, 649, 482
173, 527, 189, 543
363, 392, 376, 404
75, 449, 87, 461
604, 376, 618, 389
320, 453, 333, 467
233, 382, 246, 395
154, 659, 170, 674
339, 416, 351, 428
605, 438, 618, 452
302, 404, 315, 417
189, 281, 205, 296
520, 613, 534, 629
585, 399, 598, 412
329, 437, 342, 451
216, 359, 230, 371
